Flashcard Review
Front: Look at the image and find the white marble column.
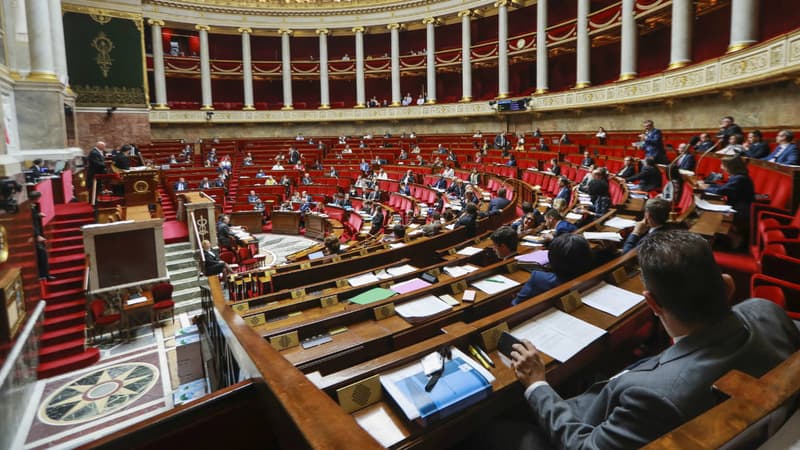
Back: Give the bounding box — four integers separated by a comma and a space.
239, 27, 255, 110
459, 10, 473, 102
619, 0, 637, 81
423, 18, 437, 104
149, 20, 169, 109
196, 25, 213, 110
669, 0, 693, 69
575, 0, 591, 88
25, 0, 57, 82
280, 29, 294, 110
729, 0, 758, 52
48, 0, 68, 86
317, 28, 330, 109
535, 0, 548, 94
496, 0, 510, 98
354, 26, 366, 108
388, 23, 402, 106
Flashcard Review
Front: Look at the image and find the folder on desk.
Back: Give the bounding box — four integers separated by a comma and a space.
380, 347, 494, 426
348, 287, 397, 305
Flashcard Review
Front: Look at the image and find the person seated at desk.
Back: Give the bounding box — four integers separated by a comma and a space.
674, 143, 696, 171
301, 173, 313, 185
247, 190, 260, 203
255, 169, 267, 178
369, 205, 384, 235
581, 151, 595, 168
763, 129, 799, 165
555, 177, 571, 203
199, 177, 212, 189
537, 138, 550, 152
546, 158, 561, 176
243, 152, 254, 166
201, 240, 233, 276
511, 233, 593, 305
384, 224, 406, 242
585, 176, 611, 217
217, 215, 234, 249
272, 161, 284, 170
441, 164, 455, 179
447, 179, 465, 198
454, 203, 478, 237
213, 175, 226, 188
506, 153, 517, 167
464, 188, 481, 207
174, 177, 188, 191
699, 155, 754, 223
616, 156, 637, 178
431, 175, 448, 190
399, 182, 411, 196
489, 230, 799, 449
491, 226, 519, 260
622, 197, 675, 253
170, 154, 179, 165
716, 133, 745, 156
743, 130, 770, 159
323, 235, 341, 255
626, 157, 662, 193
516, 212, 543, 239
485, 187, 510, 216
543, 208, 577, 238
28, 158, 44, 180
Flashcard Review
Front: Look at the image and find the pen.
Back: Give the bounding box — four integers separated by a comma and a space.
468, 345, 492, 370
475, 344, 495, 368
485, 278, 504, 283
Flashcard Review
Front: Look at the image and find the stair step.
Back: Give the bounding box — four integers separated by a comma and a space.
41, 324, 86, 346
49, 235, 83, 246
44, 286, 85, 301
39, 338, 85, 362
44, 311, 86, 331
50, 244, 85, 255
45, 299, 85, 314
51, 218, 94, 228
166, 242, 193, 252
50, 266, 85, 277
37, 348, 100, 379
43, 275, 83, 288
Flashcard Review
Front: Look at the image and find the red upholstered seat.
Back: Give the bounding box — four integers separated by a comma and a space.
90, 299, 120, 342
751, 274, 800, 320
151, 282, 175, 325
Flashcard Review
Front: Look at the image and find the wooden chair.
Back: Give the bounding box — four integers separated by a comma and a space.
89, 299, 121, 343
151, 282, 175, 325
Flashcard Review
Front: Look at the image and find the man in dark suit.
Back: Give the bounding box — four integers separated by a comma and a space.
199, 177, 212, 189
626, 157, 662, 192
622, 197, 673, 253
491, 230, 799, 449
431, 175, 448, 190
718, 115, 744, 144
174, 177, 188, 191
447, 179, 465, 198
673, 143, 696, 171
494, 132, 509, 150
400, 170, 416, 185
201, 240, 232, 276
86, 141, 107, 201
486, 187, 510, 216
369, 205, 384, 235
112, 148, 130, 170
744, 130, 770, 159
287, 147, 300, 164
454, 203, 478, 237
639, 120, 668, 164
28, 159, 44, 181
30, 191, 55, 281
616, 156, 636, 178
217, 215, 234, 249
763, 129, 799, 165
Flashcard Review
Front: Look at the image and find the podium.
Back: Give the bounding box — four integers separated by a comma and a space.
183, 192, 217, 250
120, 169, 160, 206
305, 214, 328, 240
271, 211, 301, 235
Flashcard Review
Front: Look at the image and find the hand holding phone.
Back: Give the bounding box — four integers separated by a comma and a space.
497, 331, 523, 358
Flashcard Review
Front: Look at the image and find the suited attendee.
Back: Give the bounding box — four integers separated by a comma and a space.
490, 226, 519, 261
431, 175, 448, 190
581, 151, 595, 168
694, 133, 715, 153
217, 215, 234, 249
301, 173, 313, 185
247, 190, 260, 203
639, 120, 668, 164
369, 204, 384, 235
718, 115, 744, 144
546, 158, 561, 176
511, 233, 593, 305
447, 179, 465, 198
201, 240, 232, 276
401, 169, 416, 185
494, 132, 509, 150
673, 143, 696, 171
30, 190, 54, 281
432, 191, 444, 213
287, 146, 301, 164
622, 197, 674, 253
486, 188, 511, 216
544, 208, 577, 238
112, 148, 130, 170
616, 156, 637, 178
743, 130, 770, 159
506, 153, 517, 167
174, 177, 188, 191
586, 174, 611, 216
454, 203, 478, 237
627, 157, 663, 192
364, 186, 381, 202
199, 177, 212, 189
28, 158, 44, 181
702, 155, 755, 221
555, 177, 571, 203
490, 230, 799, 449
86, 141, 107, 200
763, 129, 799, 165
469, 168, 480, 185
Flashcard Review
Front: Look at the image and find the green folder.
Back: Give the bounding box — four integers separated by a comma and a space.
349, 287, 397, 305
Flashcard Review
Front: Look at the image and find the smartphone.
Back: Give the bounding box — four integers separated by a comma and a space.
497, 331, 523, 358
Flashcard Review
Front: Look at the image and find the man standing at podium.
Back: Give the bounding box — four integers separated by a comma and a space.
86, 141, 107, 202
482, 230, 799, 449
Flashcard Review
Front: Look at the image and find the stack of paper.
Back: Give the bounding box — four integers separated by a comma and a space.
472, 274, 520, 295
443, 265, 479, 278
355, 405, 406, 448
604, 217, 638, 229
510, 308, 606, 362
386, 264, 418, 276
515, 250, 549, 265
395, 295, 452, 321
456, 246, 483, 256
566, 212, 584, 221
695, 196, 735, 213
390, 278, 432, 295
348, 288, 397, 305
348, 272, 380, 287
583, 232, 623, 242
581, 282, 644, 317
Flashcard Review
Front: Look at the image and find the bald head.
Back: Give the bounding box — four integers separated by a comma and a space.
96, 141, 106, 150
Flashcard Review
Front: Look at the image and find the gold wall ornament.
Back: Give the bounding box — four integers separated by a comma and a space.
90, 14, 112, 25
91, 32, 115, 78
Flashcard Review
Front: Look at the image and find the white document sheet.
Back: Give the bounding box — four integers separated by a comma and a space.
604, 217, 638, 229
386, 264, 418, 276
695, 196, 735, 213
355, 405, 407, 448
581, 282, 645, 317
511, 308, 606, 363
566, 212, 584, 221
456, 246, 483, 256
443, 264, 479, 277
583, 232, 623, 242
348, 272, 380, 287
471, 274, 520, 295
395, 295, 452, 320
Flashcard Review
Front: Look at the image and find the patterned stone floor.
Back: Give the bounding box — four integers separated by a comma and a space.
254, 233, 317, 264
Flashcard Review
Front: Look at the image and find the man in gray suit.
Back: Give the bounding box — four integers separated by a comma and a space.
496, 230, 799, 449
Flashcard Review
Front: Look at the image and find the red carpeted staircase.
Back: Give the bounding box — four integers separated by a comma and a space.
37, 203, 99, 379
159, 185, 177, 221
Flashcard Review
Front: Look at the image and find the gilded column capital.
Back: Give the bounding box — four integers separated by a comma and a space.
422, 17, 439, 26
387, 23, 402, 31
493, 0, 511, 8
458, 10, 474, 18
237, 27, 252, 34
352, 26, 365, 34
147, 19, 165, 27
195, 24, 210, 32
316, 28, 329, 35
278, 28, 293, 36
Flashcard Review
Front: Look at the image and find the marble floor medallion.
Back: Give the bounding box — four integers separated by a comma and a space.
37, 362, 159, 426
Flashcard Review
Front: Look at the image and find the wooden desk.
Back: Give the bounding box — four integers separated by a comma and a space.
271, 210, 301, 234
230, 210, 264, 233
305, 213, 328, 240
121, 291, 154, 339
126, 205, 152, 221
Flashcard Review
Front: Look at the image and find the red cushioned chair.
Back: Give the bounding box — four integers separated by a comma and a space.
751, 274, 800, 321
90, 299, 121, 343
151, 282, 175, 326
